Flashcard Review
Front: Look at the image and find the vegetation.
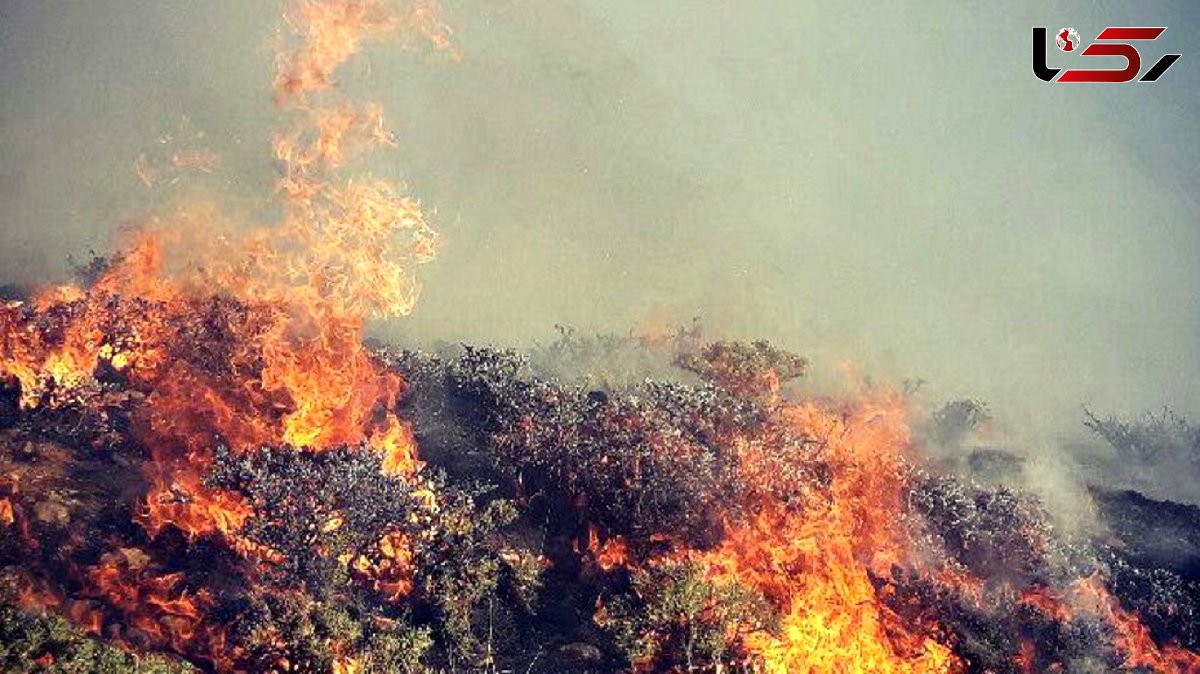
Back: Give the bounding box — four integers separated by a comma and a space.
0, 603, 196, 674
2, 333, 1199, 671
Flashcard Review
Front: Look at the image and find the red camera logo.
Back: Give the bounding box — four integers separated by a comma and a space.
1033, 26, 1181, 83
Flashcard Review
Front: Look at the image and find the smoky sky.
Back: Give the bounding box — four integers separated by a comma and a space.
1, 1, 1197, 437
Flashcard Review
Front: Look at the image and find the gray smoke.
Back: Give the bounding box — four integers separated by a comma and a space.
1, 1, 1197, 498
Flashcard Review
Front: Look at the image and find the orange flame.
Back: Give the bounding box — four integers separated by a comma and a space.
4, 2, 1198, 672
584, 526, 631, 572
1022, 575, 1200, 672
0, 0, 453, 666
683, 396, 960, 673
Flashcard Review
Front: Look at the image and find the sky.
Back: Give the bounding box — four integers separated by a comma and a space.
0, 0, 1197, 438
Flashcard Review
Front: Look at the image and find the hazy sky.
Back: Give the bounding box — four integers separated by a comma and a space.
1, 1, 1197, 435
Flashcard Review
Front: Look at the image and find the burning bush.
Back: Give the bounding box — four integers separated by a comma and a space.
1, 0, 1199, 672
0, 602, 196, 673
203, 439, 522, 671
445, 345, 767, 545
675, 339, 808, 403
599, 560, 776, 670
6, 311, 1200, 671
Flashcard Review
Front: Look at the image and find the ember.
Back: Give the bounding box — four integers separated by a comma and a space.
1, 1, 1198, 673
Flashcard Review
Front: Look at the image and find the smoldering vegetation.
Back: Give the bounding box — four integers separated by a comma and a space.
2, 293, 1199, 671
1, 2, 1197, 672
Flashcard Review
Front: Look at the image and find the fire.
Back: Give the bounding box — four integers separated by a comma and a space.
585, 526, 632, 572
683, 396, 961, 673
0, 0, 441, 509
16, 554, 230, 665
0, 0, 449, 667
0, 497, 13, 527
81, 550, 219, 656
1021, 575, 1200, 673
691, 505, 958, 673
2, 1, 1198, 672
274, 0, 457, 103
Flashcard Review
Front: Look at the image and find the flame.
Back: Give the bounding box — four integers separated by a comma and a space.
14, 554, 233, 668
273, 0, 457, 104
81, 550, 222, 658
1021, 575, 1200, 672
585, 526, 631, 572
3, 1, 1198, 671
0, 0, 452, 667
372, 414, 423, 476
682, 396, 960, 673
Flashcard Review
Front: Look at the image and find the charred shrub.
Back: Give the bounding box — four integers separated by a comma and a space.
882, 572, 1027, 674
883, 573, 1120, 674
206, 444, 524, 668
1103, 554, 1200, 653
448, 346, 766, 546
207, 444, 424, 592
1091, 487, 1200, 651
0, 602, 196, 673
676, 340, 806, 402
1082, 408, 1200, 505
1090, 486, 1200, 580
1085, 408, 1199, 466
68, 249, 116, 289
926, 399, 991, 451
526, 323, 703, 387
600, 560, 774, 671
908, 473, 1083, 585
383, 346, 511, 484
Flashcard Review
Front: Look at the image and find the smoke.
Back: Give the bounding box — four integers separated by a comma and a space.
1, 1, 1198, 488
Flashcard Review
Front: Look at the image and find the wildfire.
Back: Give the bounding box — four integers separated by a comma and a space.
2, 2, 1199, 673
585, 526, 632, 572
683, 396, 961, 673
0, 0, 447, 668
1021, 575, 1200, 673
